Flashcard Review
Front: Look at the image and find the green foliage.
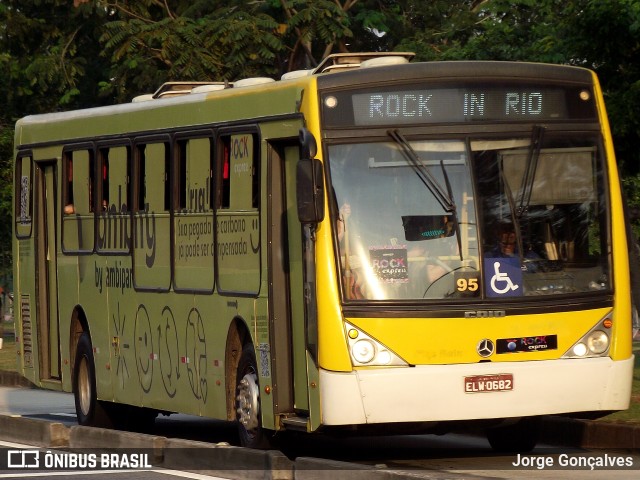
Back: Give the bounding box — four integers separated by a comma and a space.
622, 175, 640, 241
0, 334, 17, 372
285, 0, 352, 46
0, 125, 13, 271
99, 2, 288, 99
0, 0, 111, 114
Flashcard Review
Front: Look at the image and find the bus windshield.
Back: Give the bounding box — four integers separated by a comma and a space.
328, 134, 609, 301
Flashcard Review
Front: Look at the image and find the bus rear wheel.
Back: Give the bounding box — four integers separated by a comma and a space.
73, 332, 112, 428
235, 343, 272, 449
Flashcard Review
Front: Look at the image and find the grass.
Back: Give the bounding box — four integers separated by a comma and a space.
595, 343, 640, 423
0, 319, 16, 371
0, 322, 639, 423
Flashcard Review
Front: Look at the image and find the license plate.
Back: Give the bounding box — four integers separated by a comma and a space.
464, 373, 513, 393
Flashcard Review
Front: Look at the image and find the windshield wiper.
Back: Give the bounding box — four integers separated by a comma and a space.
516, 125, 545, 218
388, 129, 455, 212
501, 167, 526, 264
388, 129, 463, 260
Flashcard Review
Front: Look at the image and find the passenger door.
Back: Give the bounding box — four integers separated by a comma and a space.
34, 160, 61, 381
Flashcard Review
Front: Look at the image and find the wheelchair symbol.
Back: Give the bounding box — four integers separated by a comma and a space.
490, 261, 519, 294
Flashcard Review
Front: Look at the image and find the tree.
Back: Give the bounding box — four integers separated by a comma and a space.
560, 0, 640, 178
96, 0, 370, 99
0, 0, 112, 114
97, 1, 282, 100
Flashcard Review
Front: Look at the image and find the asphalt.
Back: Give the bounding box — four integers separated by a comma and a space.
0, 369, 638, 479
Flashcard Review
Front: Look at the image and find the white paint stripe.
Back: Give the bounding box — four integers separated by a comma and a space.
0, 440, 33, 449
154, 470, 230, 480
0, 471, 150, 478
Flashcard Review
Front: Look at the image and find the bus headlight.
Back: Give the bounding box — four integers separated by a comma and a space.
352, 339, 376, 364
571, 343, 588, 357
377, 349, 392, 365
344, 322, 408, 367
562, 315, 611, 358
586, 330, 609, 354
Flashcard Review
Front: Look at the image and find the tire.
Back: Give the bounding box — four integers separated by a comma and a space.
72, 332, 112, 428
235, 343, 272, 449
486, 417, 539, 453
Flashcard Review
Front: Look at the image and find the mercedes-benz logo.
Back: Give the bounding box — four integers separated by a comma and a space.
477, 339, 495, 357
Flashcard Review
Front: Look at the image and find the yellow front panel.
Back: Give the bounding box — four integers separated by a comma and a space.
348, 308, 613, 365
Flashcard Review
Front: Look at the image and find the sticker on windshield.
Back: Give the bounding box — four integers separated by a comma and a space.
455, 270, 481, 297
370, 246, 409, 283
484, 257, 523, 297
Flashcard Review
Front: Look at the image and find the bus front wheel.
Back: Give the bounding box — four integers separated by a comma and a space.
235, 343, 272, 449
73, 332, 112, 428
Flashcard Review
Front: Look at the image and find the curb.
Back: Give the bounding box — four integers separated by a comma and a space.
163, 438, 294, 480
540, 416, 640, 451
0, 415, 68, 447
69, 425, 166, 452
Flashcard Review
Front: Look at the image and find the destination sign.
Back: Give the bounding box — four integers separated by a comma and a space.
321, 83, 596, 127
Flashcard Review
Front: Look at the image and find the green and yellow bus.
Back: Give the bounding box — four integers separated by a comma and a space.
13, 53, 634, 451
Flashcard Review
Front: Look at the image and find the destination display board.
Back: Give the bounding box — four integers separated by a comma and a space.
321, 83, 597, 127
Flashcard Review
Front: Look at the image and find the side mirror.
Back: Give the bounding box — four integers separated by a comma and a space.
296, 159, 325, 224
296, 129, 324, 224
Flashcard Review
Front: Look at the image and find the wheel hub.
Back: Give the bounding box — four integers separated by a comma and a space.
78, 358, 91, 416
236, 372, 260, 430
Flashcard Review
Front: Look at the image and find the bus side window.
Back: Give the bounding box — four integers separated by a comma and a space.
101, 146, 129, 212
63, 154, 74, 214
215, 131, 260, 295
15, 154, 33, 238
218, 133, 258, 210
177, 140, 187, 210
96, 145, 130, 253
88, 157, 95, 213
136, 143, 169, 213
173, 135, 214, 292
176, 136, 213, 213
61, 148, 94, 252
99, 150, 109, 211
219, 140, 230, 209
69, 149, 92, 215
